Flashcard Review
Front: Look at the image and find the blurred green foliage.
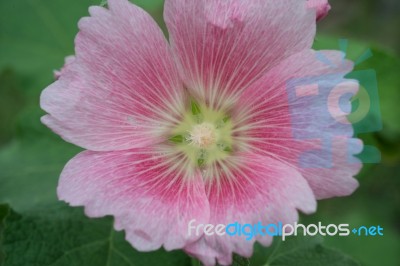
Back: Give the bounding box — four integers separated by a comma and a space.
2, 204, 191, 266
0, 0, 399, 266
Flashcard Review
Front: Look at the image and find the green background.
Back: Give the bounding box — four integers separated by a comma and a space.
0, 0, 399, 265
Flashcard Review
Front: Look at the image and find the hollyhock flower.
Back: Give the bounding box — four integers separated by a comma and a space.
40, 0, 362, 265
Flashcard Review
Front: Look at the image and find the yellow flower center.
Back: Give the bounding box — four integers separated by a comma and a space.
169, 100, 233, 168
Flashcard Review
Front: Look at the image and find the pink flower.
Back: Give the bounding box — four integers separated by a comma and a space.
40, 0, 361, 265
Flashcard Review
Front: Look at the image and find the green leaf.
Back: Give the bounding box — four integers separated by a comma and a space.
249, 236, 360, 266
302, 189, 400, 266
0, 138, 80, 212
0, 204, 10, 265
231, 254, 250, 266
192, 237, 359, 266
1, 204, 190, 266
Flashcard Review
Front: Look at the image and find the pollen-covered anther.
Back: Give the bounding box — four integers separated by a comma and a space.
188, 123, 217, 148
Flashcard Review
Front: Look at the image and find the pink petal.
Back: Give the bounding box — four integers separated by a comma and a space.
185, 153, 316, 265
41, 0, 185, 151
164, 0, 316, 110
301, 137, 362, 199
307, 0, 331, 21
58, 148, 210, 251
236, 49, 362, 200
